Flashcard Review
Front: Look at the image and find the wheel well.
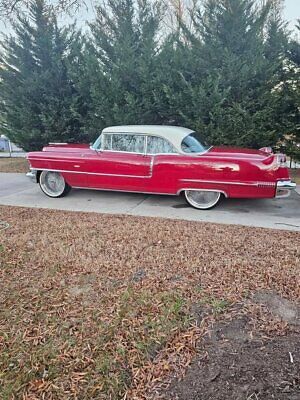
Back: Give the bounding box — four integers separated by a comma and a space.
36, 170, 71, 188
178, 189, 227, 198
36, 170, 42, 183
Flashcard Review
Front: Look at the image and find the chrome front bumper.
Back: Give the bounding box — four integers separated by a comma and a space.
26, 170, 37, 183
276, 180, 297, 198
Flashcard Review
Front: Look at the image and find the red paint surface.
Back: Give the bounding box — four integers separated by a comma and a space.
27, 143, 291, 198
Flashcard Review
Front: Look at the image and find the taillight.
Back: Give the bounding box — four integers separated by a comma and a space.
259, 146, 273, 154
276, 153, 287, 167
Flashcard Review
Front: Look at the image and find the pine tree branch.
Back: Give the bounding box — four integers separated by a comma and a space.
0, 0, 88, 20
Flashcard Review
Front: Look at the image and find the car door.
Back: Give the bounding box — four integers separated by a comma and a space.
86, 133, 153, 191
145, 135, 181, 194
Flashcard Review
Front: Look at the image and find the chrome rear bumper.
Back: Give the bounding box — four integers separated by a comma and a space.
26, 170, 37, 183
276, 180, 296, 198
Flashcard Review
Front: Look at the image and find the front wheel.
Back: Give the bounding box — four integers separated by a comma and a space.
39, 171, 71, 198
184, 190, 221, 210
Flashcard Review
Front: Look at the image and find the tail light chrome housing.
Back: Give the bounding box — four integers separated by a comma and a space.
259, 146, 273, 154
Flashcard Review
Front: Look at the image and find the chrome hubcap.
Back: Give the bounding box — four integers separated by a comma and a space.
40, 171, 65, 197
185, 190, 221, 209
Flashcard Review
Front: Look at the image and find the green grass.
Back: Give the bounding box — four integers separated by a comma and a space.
0, 288, 190, 399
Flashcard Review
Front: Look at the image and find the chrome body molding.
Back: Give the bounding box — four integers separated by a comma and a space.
276, 180, 296, 198
29, 167, 152, 179
28, 158, 85, 163
72, 186, 175, 196
149, 157, 154, 176
180, 178, 276, 187
257, 182, 277, 187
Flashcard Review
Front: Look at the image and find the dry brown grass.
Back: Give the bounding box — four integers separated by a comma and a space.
0, 206, 299, 399
290, 168, 300, 185
0, 157, 29, 173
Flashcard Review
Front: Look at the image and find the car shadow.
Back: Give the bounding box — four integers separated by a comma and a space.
72, 188, 300, 218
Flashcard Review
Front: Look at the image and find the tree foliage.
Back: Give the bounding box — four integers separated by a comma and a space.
0, 0, 86, 150
0, 0, 299, 151
0, 0, 85, 20
154, 0, 297, 147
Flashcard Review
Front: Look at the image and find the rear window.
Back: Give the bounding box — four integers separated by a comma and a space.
181, 132, 209, 153
147, 136, 177, 154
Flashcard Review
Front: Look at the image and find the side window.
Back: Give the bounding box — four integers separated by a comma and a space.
102, 134, 145, 153
147, 136, 177, 154
102, 134, 112, 150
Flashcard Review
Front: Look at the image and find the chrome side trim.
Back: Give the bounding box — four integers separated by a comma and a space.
48, 142, 68, 145
177, 188, 228, 198
30, 167, 153, 179
180, 179, 276, 187
144, 135, 148, 156
72, 186, 175, 196
28, 158, 85, 163
257, 182, 277, 187
150, 157, 154, 176
100, 149, 146, 155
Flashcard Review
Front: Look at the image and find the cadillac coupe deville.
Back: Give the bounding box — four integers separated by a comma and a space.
26, 125, 296, 210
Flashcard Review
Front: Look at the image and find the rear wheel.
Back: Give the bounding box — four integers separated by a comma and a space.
184, 190, 221, 210
39, 171, 71, 198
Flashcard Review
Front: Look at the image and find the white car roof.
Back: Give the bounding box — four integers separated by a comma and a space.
102, 125, 194, 152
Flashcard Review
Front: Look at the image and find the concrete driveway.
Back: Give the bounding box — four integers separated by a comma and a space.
0, 173, 300, 231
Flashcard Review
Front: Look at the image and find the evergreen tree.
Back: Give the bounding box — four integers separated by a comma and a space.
86, 0, 163, 134
157, 0, 295, 148
282, 19, 300, 161
0, 0, 86, 151
0, 0, 298, 152
287, 19, 300, 142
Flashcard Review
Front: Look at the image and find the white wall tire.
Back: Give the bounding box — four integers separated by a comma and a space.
184, 190, 221, 210
39, 171, 71, 198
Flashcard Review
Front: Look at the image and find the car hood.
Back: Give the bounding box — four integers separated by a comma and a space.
42, 143, 90, 153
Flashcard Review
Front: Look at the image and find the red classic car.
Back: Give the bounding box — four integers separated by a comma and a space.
26, 125, 296, 209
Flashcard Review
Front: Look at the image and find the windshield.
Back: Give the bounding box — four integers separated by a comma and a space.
92, 135, 102, 150
181, 132, 210, 153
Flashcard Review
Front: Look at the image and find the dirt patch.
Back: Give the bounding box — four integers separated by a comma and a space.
0, 157, 28, 173
68, 284, 93, 297
165, 315, 300, 400
252, 291, 300, 325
